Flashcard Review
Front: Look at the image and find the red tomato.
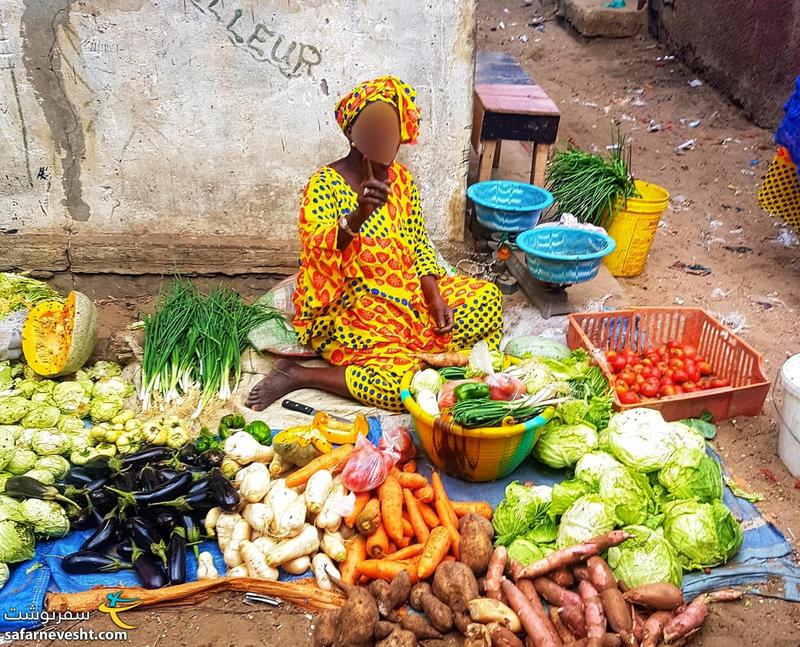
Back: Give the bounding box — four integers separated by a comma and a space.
606, 350, 618, 361
641, 367, 653, 379
674, 385, 685, 395
619, 391, 640, 405
710, 378, 731, 389
615, 383, 629, 395
667, 340, 681, 350
660, 384, 677, 397
672, 369, 689, 383
658, 362, 669, 372
641, 358, 653, 367
670, 348, 684, 359
621, 371, 637, 386
687, 368, 701, 383
631, 383, 641, 394
683, 380, 697, 390
651, 368, 662, 380
668, 358, 684, 369
611, 355, 628, 373
682, 344, 698, 359
661, 376, 674, 387
697, 361, 713, 376
647, 353, 661, 364
635, 374, 646, 385
641, 382, 659, 398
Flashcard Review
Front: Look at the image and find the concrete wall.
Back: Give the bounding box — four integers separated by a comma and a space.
0, 0, 476, 274
649, 0, 800, 129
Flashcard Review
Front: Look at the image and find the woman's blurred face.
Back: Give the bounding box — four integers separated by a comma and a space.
350, 101, 401, 166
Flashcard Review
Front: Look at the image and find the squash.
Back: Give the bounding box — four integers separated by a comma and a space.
22, 291, 97, 377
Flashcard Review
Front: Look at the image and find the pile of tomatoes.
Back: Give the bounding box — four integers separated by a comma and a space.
605, 341, 731, 404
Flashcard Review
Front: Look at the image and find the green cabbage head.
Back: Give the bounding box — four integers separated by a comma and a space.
533, 422, 598, 469
0, 428, 14, 471
6, 450, 37, 475
662, 499, 743, 570
493, 482, 556, 546
556, 494, 617, 549
53, 382, 91, 416
606, 408, 678, 472
606, 525, 683, 588
0, 519, 35, 563
658, 447, 723, 502
92, 376, 134, 401
90, 398, 123, 424
30, 430, 71, 456
21, 405, 61, 429
550, 479, 594, 518
507, 538, 554, 565
20, 499, 70, 538
0, 397, 31, 425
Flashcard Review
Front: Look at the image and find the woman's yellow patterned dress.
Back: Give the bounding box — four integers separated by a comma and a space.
293, 162, 503, 411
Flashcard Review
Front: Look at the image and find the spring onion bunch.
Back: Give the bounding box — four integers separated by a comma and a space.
140, 280, 284, 416
452, 385, 566, 428
545, 127, 638, 227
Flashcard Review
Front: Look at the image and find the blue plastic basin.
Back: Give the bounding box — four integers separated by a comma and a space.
516, 226, 616, 284
467, 181, 554, 233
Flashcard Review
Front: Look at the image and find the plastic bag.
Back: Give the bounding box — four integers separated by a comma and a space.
485, 373, 526, 401
341, 435, 399, 492
0, 310, 27, 361
378, 420, 416, 464
437, 379, 482, 410
247, 275, 316, 358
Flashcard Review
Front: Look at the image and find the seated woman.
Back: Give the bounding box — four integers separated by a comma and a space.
247, 76, 503, 413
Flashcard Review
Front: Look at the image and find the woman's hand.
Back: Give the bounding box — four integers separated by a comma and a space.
420, 275, 454, 335
357, 156, 389, 218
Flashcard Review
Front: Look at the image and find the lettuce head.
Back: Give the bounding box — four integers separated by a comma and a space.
658, 447, 723, 502
556, 494, 617, 549
533, 422, 598, 469
493, 482, 557, 546
662, 499, 743, 570
607, 408, 677, 472
606, 525, 683, 588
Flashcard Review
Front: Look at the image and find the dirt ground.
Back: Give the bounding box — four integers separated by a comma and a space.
11, 2, 800, 645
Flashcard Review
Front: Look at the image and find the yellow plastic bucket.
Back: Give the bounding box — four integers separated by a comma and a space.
604, 180, 670, 277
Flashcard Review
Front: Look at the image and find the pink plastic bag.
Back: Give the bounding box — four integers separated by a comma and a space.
378, 421, 416, 464
342, 435, 399, 492
485, 373, 526, 401
437, 379, 482, 410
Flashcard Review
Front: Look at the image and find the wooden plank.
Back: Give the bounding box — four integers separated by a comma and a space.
478, 141, 497, 182
481, 112, 560, 144
475, 51, 534, 86
492, 141, 503, 169
471, 93, 486, 153
475, 84, 560, 116
531, 143, 550, 186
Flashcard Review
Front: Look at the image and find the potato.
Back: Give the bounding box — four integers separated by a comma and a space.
375, 628, 418, 647
379, 570, 413, 617
313, 609, 339, 647
454, 611, 472, 635
410, 582, 453, 634
463, 622, 491, 647
432, 561, 480, 613
488, 623, 525, 647
459, 513, 494, 577
374, 621, 397, 640
467, 598, 522, 633
400, 613, 442, 640
332, 584, 379, 647
460, 511, 493, 538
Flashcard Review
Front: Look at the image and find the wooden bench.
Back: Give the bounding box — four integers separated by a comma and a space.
472, 52, 561, 187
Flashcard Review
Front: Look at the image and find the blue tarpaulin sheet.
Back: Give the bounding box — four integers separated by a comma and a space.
1, 417, 798, 633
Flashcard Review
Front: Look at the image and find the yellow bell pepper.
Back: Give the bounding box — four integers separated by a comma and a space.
311, 412, 370, 445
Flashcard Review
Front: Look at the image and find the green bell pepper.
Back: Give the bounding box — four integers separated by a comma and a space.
243, 420, 272, 445
453, 382, 491, 402
221, 413, 246, 429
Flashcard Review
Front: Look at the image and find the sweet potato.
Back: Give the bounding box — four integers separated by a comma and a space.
514, 531, 632, 580
550, 567, 575, 589
663, 595, 709, 643
467, 598, 522, 633
599, 634, 622, 647
488, 622, 525, 647
572, 565, 590, 582
533, 577, 582, 609
376, 628, 418, 647
549, 607, 576, 642
410, 582, 453, 634
641, 610, 673, 647
586, 556, 617, 592
313, 609, 340, 647
400, 612, 443, 640
357, 498, 382, 535
559, 604, 588, 639
454, 611, 473, 635
464, 622, 492, 647
379, 570, 413, 616
484, 546, 508, 602
374, 621, 397, 640
578, 580, 606, 647
707, 588, 744, 602
502, 579, 562, 647
329, 579, 379, 647
432, 560, 480, 613
623, 583, 684, 611
600, 588, 632, 633
459, 513, 494, 577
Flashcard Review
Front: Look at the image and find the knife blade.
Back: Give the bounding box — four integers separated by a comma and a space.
280, 399, 352, 424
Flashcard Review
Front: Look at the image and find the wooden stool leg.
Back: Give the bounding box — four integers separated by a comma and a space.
479, 141, 497, 182
492, 141, 502, 169
531, 143, 550, 186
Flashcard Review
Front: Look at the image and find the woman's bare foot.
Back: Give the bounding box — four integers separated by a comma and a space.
246, 359, 299, 411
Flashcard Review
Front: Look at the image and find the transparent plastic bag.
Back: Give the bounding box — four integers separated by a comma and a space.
378, 418, 416, 464
0, 310, 27, 361
341, 434, 399, 492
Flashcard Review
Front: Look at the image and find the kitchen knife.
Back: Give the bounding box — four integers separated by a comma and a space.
280, 399, 352, 424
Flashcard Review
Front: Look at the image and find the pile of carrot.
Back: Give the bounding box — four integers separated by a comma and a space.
338, 461, 492, 585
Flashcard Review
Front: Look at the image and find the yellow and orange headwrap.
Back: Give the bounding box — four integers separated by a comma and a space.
334, 75, 421, 144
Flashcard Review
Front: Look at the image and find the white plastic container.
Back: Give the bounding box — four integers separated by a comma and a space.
778, 354, 800, 477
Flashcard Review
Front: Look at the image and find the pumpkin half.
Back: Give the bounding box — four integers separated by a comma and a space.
22, 291, 98, 377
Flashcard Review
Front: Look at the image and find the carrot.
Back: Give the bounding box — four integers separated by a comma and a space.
356, 497, 381, 536
380, 474, 404, 543
417, 501, 440, 528
403, 488, 430, 544
414, 486, 434, 504
284, 444, 354, 488
357, 559, 418, 583
395, 535, 412, 549
451, 501, 493, 520
401, 517, 414, 537
387, 542, 397, 554
431, 472, 459, 527
442, 555, 455, 563
345, 492, 371, 528
484, 546, 507, 602
385, 543, 424, 561
367, 523, 390, 558
416, 526, 452, 579
398, 472, 427, 489
340, 535, 367, 585
434, 498, 460, 559
402, 460, 417, 473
